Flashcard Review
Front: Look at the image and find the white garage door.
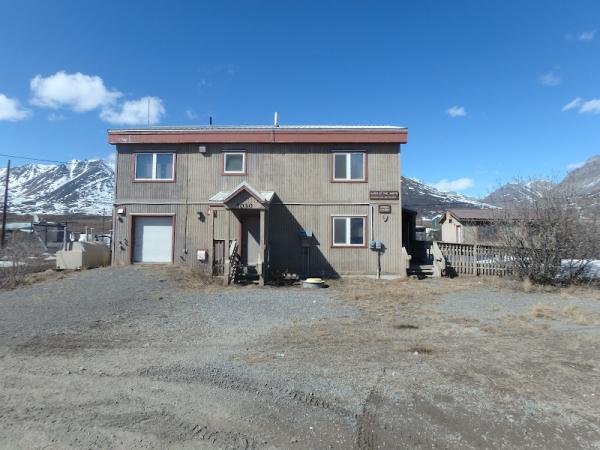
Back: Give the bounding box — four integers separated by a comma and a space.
133, 216, 173, 263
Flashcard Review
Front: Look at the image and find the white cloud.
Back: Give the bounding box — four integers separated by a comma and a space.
579, 99, 600, 114
100, 96, 165, 125
185, 109, 198, 120
539, 72, 561, 87
0, 93, 31, 121
562, 97, 582, 111
30, 71, 122, 112
566, 161, 585, 171
47, 112, 66, 122
446, 106, 466, 118
578, 29, 596, 41
433, 178, 474, 192
562, 97, 600, 114
198, 79, 212, 88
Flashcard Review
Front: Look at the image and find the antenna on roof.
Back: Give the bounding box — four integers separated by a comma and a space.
274, 111, 279, 128
147, 98, 150, 126
209, 116, 213, 126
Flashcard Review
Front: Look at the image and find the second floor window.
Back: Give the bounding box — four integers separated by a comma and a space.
333, 152, 366, 181
135, 153, 175, 181
223, 151, 246, 175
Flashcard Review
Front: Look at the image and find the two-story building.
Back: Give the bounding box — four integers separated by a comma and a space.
108, 125, 408, 283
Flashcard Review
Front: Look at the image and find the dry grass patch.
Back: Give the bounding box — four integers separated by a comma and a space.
486, 276, 600, 299
329, 276, 480, 309
154, 266, 226, 291
530, 303, 600, 325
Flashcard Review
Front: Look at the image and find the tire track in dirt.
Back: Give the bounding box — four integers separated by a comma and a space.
0, 405, 260, 449
137, 364, 352, 417
355, 387, 379, 450
95, 410, 260, 449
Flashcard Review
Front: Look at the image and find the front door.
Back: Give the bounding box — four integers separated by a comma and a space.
456, 225, 462, 243
241, 214, 260, 266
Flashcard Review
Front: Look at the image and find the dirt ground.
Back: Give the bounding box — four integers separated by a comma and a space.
0, 267, 599, 449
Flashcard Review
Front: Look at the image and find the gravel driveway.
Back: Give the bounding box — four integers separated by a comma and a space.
0, 267, 598, 449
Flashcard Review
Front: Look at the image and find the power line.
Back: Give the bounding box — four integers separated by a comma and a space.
0, 153, 70, 165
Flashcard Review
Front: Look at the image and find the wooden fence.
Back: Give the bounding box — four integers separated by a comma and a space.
433, 242, 513, 277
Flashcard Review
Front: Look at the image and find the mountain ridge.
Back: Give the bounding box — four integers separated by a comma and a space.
0, 160, 114, 215
4, 155, 597, 218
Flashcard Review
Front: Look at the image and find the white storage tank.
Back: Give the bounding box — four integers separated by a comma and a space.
56, 242, 111, 270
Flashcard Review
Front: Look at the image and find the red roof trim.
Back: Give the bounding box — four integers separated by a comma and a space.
108, 129, 407, 145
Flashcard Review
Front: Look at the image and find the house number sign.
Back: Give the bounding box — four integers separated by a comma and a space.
370, 190, 399, 200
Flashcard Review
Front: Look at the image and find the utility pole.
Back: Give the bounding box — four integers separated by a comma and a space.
1, 160, 10, 248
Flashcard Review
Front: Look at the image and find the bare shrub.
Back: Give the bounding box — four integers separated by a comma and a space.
0, 232, 45, 289
497, 183, 600, 285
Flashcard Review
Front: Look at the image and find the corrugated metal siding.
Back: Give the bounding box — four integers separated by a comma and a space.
113, 142, 404, 275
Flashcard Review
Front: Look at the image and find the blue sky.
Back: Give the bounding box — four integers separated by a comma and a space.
0, 0, 598, 197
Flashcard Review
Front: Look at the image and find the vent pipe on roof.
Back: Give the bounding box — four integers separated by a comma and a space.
274, 111, 279, 127
209, 116, 213, 126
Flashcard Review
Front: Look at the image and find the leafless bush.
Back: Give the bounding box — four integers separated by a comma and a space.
497, 184, 600, 285
0, 232, 45, 289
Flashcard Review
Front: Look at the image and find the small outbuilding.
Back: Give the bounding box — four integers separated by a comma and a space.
439, 208, 503, 244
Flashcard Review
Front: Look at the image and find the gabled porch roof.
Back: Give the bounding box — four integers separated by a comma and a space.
209, 181, 275, 206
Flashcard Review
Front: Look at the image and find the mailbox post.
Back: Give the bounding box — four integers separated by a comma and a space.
369, 240, 383, 279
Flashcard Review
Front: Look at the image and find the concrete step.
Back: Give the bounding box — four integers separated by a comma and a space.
407, 265, 434, 277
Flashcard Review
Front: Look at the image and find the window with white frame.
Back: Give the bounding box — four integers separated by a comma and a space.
134, 153, 174, 180
223, 152, 246, 174
332, 216, 366, 246
333, 152, 365, 181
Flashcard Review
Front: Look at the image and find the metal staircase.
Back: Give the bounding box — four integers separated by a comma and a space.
228, 241, 241, 284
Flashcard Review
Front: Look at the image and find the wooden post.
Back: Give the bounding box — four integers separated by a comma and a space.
207, 207, 214, 275
473, 244, 478, 276
224, 209, 231, 285
258, 209, 265, 286
1, 159, 10, 249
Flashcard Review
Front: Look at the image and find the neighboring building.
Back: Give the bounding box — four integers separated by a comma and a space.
3, 220, 66, 250
439, 208, 501, 244
109, 125, 409, 283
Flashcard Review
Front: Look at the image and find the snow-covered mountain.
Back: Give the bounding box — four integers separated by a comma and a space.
482, 179, 556, 208
558, 155, 600, 214
402, 177, 496, 219
482, 155, 600, 215
0, 160, 114, 215
559, 155, 600, 197
6, 156, 595, 218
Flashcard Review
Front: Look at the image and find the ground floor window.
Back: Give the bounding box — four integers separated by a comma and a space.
332, 216, 366, 246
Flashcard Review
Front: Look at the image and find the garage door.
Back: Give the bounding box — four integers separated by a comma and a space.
133, 216, 173, 263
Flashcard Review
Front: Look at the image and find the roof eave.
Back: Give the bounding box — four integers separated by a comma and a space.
108, 128, 408, 145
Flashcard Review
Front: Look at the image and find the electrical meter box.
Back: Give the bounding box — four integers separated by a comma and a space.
197, 249, 208, 262
369, 240, 383, 251
298, 229, 315, 247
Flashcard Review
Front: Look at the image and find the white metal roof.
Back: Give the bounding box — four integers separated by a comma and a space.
209, 181, 275, 204
108, 124, 406, 133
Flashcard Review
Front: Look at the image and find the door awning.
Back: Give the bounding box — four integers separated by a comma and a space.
209, 181, 274, 209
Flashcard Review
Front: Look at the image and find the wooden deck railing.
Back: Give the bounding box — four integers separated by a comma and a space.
433, 242, 513, 277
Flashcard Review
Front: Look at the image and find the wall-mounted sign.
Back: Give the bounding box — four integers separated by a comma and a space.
370, 190, 399, 200
378, 204, 392, 214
